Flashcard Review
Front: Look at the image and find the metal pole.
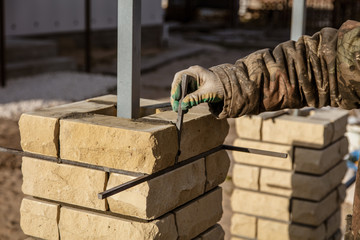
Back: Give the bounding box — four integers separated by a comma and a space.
117, 0, 141, 119
290, 0, 306, 41
85, 0, 91, 72
0, 0, 5, 87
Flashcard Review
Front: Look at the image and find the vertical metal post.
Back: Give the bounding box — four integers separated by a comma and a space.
290, 0, 306, 41
117, 0, 141, 119
0, 0, 5, 87
85, 0, 91, 72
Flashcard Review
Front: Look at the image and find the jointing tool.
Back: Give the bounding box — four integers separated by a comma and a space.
175, 74, 190, 164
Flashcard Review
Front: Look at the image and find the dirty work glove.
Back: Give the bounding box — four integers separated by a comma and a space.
170, 65, 224, 112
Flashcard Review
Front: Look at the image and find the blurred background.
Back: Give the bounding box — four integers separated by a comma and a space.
1, 0, 360, 239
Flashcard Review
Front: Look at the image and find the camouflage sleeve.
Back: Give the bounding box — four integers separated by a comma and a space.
208, 20, 360, 119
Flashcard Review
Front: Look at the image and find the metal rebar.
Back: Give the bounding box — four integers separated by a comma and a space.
223, 144, 288, 158
0, 146, 144, 177
0, 0, 5, 87
0, 142, 288, 200
99, 144, 288, 199
84, 0, 91, 72
117, 0, 141, 119
98, 145, 224, 199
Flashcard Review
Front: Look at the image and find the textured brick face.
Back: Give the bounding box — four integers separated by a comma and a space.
231, 189, 290, 221
193, 224, 225, 240
205, 150, 230, 191
19, 101, 116, 157
232, 164, 259, 190
232, 138, 293, 170
235, 115, 262, 140
58, 207, 178, 240
22, 157, 107, 211
262, 115, 333, 148
143, 109, 229, 162
257, 219, 326, 240
107, 159, 206, 219
175, 188, 223, 240
59, 114, 178, 174
230, 213, 256, 238
294, 137, 348, 174
20, 197, 60, 240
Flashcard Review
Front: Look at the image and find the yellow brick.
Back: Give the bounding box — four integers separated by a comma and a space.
60, 107, 228, 174
20, 197, 60, 240
291, 161, 347, 201
107, 159, 206, 220
231, 189, 290, 221
260, 168, 292, 196
230, 213, 256, 238
194, 224, 225, 240
59, 207, 178, 240
308, 108, 348, 142
260, 161, 346, 201
232, 138, 293, 170
257, 219, 326, 240
144, 110, 229, 162
326, 209, 341, 238
235, 115, 262, 140
232, 164, 259, 190
19, 100, 116, 157
294, 137, 348, 174
22, 157, 107, 210
292, 185, 345, 226
262, 115, 333, 148
175, 188, 223, 240
205, 150, 230, 191
60, 114, 177, 174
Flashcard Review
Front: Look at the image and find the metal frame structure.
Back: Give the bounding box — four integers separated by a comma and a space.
290, 0, 306, 41
117, 0, 141, 119
85, 0, 92, 73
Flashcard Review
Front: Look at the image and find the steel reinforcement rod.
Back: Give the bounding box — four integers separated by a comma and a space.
0, 143, 288, 199
97, 145, 288, 199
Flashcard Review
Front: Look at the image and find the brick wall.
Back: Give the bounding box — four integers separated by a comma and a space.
231, 108, 349, 240
19, 95, 230, 240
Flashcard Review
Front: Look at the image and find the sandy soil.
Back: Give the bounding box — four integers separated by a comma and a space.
0, 118, 25, 240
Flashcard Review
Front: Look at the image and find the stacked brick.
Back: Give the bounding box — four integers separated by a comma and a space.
19, 95, 230, 240
230, 109, 349, 240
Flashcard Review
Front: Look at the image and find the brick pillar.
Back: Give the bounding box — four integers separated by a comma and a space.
230, 108, 349, 240
18, 95, 230, 240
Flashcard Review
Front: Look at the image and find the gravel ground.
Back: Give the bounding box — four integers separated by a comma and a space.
0, 71, 117, 119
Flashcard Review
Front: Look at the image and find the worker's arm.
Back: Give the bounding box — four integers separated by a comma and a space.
170, 20, 360, 118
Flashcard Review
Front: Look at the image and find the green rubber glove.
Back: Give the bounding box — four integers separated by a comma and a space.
170, 65, 224, 112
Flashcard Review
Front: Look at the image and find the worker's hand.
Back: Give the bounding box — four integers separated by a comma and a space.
170, 65, 224, 112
